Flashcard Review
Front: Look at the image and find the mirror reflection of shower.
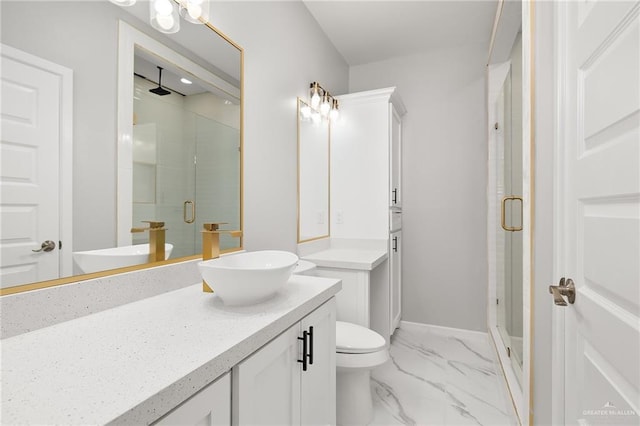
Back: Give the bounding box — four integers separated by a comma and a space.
132, 50, 240, 258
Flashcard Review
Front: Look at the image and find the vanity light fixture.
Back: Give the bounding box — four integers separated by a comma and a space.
111, 0, 209, 34
304, 81, 339, 123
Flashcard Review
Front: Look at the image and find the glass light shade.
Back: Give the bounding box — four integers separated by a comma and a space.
311, 111, 321, 124
109, 0, 136, 6
329, 107, 339, 122
179, 0, 210, 24
329, 99, 339, 121
320, 96, 330, 116
300, 104, 312, 119
150, 0, 180, 34
310, 92, 320, 108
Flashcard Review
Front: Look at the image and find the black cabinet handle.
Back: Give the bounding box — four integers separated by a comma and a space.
298, 330, 308, 371
393, 236, 398, 252
392, 188, 398, 204
307, 326, 314, 365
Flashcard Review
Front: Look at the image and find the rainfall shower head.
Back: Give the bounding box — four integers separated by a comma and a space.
149, 66, 171, 96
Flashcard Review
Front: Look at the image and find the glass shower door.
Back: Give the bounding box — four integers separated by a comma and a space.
495, 32, 524, 383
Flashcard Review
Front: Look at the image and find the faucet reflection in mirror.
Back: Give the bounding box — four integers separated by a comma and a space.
110, 0, 210, 34
130, 220, 167, 262
301, 82, 340, 123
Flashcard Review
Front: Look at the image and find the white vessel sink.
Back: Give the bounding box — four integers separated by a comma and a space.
73, 244, 174, 274
198, 250, 299, 306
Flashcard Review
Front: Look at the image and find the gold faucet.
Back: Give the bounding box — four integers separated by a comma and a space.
131, 220, 166, 263
202, 222, 243, 292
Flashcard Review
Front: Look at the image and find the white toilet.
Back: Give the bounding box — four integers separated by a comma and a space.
294, 260, 389, 425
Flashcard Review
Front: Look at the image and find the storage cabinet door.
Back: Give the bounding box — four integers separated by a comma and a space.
390, 230, 402, 333
233, 326, 301, 425
300, 298, 336, 426
389, 104, 402, 208
155, 372, 231, 426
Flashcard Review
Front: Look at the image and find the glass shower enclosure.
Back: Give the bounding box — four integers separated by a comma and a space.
493, 31, 524, 384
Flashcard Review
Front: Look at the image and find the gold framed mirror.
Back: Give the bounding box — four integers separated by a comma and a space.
297, 98, 330, 243
0, 1, 243, 296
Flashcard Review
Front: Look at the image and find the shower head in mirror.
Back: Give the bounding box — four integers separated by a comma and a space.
149, 66, 171, 96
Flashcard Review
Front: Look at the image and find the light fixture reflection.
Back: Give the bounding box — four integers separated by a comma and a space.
109, 0, 136, 6
179, 0, 210, 24
150, 0, 180, 34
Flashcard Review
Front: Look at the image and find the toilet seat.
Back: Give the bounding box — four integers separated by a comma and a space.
336, 321, 386, 354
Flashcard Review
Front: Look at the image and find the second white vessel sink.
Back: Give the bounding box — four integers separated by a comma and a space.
198, 250, 299, 306
73, 244, 173, 274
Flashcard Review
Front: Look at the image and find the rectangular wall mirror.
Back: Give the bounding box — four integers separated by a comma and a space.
0, 1, 243, 295
297, 98, 330, 242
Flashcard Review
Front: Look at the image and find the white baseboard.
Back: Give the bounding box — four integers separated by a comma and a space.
399, 320, 489, 340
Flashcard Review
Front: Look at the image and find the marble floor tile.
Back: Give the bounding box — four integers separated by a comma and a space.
371, 324, 518, 426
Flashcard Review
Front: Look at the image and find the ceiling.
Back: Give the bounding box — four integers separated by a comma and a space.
302, 0, 499, 66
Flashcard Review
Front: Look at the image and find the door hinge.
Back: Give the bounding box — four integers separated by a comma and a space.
496, 298, 499, 305
507, 347, 511, 358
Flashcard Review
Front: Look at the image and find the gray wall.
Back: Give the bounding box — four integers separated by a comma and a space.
209, 2, 349, 253
1, 1, 348, 255
349, 44, 489, 331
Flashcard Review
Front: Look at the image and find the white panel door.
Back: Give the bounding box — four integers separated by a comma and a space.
558, 1, 640, 423
233, 325, 301, 425
0, 47, 64, 287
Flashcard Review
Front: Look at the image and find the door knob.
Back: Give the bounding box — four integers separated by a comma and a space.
32, 240, 56, 253
549, 277, 576, 306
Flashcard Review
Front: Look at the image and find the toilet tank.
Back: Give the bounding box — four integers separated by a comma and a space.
293, 260, 318, 276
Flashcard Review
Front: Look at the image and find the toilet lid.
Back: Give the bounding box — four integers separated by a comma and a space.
336, 321, 386, 354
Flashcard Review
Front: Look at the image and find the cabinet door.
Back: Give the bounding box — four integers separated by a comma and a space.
155, 372, 231, 426
314, 268, 370, 327
300, 298, 336, 426
389, 104, 402, 208
233, 326, 301, 425
390, 230, 402, 333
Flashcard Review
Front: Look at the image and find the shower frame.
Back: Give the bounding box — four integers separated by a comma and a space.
486, 0, 535, 424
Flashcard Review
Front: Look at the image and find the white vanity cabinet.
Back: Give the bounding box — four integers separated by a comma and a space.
232, 298, 336, 425
155, 372, 231, 426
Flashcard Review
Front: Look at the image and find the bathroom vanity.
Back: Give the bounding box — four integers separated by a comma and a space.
0, 262, 341, 425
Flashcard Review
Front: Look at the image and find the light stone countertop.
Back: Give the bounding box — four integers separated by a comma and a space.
301, 248, 388, 271
1, 275, 341, 425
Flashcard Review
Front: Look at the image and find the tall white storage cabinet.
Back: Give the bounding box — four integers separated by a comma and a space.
331, 87, 406, 336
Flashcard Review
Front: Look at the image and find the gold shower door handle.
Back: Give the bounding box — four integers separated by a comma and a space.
183, 200, 195, 224
501, 196, 523, 232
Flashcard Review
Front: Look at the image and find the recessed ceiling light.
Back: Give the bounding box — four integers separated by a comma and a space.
180, 77, 192, 84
